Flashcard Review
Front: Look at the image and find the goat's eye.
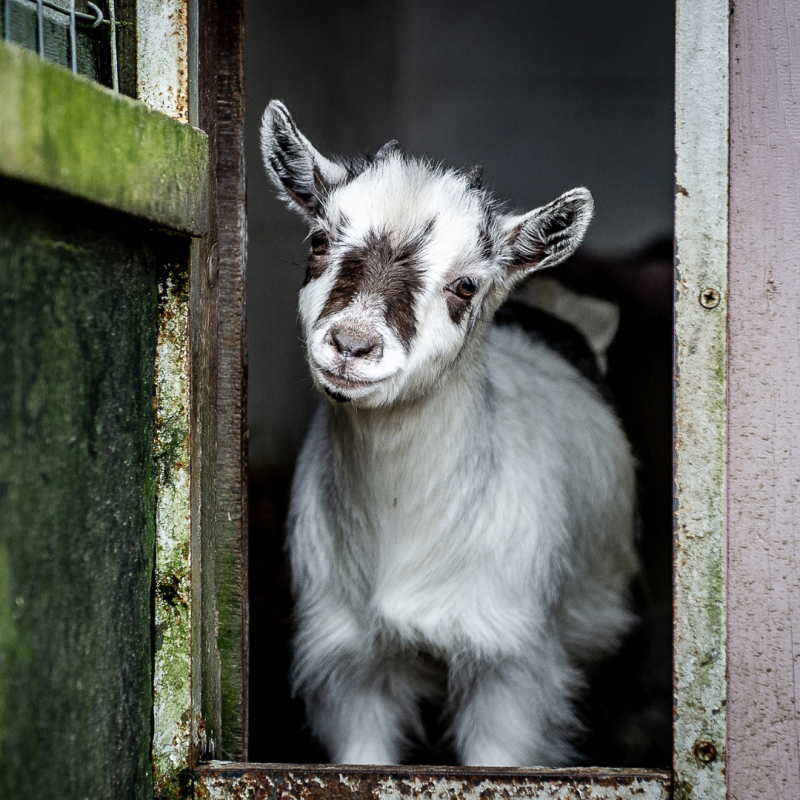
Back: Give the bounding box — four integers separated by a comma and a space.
450, 277, 478, 299
310, 231, 328, 255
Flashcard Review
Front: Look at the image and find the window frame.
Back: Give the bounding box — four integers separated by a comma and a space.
672, 0, 728, 797
134, 0, 250, 792
152, 0, 735, 797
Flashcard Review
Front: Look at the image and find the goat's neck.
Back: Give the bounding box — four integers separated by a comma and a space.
328, 343, 498, 598
331, 345, 491, 480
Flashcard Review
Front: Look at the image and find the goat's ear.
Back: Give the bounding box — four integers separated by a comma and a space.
501, 188, 593, 278
375, 139, 400, 161
260, 100, 347, 217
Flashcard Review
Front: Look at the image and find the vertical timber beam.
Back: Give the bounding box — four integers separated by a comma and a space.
142, 0, 249, 786
190, 0, 223, 771
192, 0, 249, 769
209, 0, 249, 762
674, 0, 729, 798
728, 1, 800, 797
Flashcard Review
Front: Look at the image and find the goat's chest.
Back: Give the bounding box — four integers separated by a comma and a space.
335, 446, 474, 577
331, 444, 539, 650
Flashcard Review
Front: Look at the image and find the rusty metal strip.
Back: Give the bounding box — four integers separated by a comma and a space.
135, 1, 196, 794
136, 0, 190, 123
194, 765, 671, 800
674, 0, 729, 798
153, 261, 193, 798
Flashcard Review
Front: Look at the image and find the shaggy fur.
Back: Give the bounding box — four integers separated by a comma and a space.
260, 100, 638, 767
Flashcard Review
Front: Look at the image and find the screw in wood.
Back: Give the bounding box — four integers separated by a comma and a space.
700, 286, 721, 309
693, 739, 717, 763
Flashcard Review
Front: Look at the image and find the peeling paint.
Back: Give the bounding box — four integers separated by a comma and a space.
674, 0, 729, 798
133, 0, 197, 794
153, 262, 193, 799
136, 0, 189, 122
194, 765, 671, 800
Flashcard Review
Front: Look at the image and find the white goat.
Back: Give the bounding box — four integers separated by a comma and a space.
260, 100, 638, 767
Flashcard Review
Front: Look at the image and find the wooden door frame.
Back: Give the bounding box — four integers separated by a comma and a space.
134, 0, 249, 790
191, 0, 249, 768
166, 0, 800, 797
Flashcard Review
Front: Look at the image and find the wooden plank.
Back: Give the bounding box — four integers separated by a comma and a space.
0, 41, 208, 236
190, 0, 224, 772
673, 1, 729, 798
188, 0, 248, 768
194, 765, 671, 800
0, 184, 165, 800
727, 1, 800, 797
211, 0, 249, 763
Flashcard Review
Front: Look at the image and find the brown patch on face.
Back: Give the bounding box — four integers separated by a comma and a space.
303, 254, 328, 285
318, 228, 428, 351
445, 292, 471, 324
318, 248, 369, 319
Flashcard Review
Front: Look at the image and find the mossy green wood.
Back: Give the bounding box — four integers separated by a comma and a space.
0, 40, 208, 236
0, 187, 177, 799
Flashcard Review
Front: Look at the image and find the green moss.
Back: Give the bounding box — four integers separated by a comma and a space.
0, 188, 161, 799
0, 40, 208, 235
152, 258, 193, 798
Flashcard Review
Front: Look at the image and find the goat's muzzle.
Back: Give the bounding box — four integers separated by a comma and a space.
327, 324, 384, 362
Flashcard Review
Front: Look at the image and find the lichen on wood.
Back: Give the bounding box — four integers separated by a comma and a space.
674, 0, 729, 797
153, 256, 194, 799
0, 186, 158, 800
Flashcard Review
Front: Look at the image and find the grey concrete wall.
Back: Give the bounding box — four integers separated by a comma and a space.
244, 0, 674, 468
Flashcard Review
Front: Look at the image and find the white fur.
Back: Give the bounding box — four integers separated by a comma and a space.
261, 100, 639, 767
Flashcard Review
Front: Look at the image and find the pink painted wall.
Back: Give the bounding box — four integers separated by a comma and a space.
728, 0, 800, 797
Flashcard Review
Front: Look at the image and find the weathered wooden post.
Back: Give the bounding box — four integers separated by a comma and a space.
0, 1, 246, 798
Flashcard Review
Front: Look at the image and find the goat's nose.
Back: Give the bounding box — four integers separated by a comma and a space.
330, 327, 380, 358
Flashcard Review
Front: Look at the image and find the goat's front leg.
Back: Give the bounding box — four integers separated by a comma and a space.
296, 622, 440, 764
324, 660, 435, 764
447, 650, 582, 767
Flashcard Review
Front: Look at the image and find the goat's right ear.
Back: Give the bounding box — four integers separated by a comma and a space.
500, 188, 594, 278
260, 100, 347, 217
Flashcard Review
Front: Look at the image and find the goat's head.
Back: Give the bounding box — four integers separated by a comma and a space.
261, 100, 593, 408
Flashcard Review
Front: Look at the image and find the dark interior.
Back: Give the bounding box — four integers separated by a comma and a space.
244, 0, 674, 767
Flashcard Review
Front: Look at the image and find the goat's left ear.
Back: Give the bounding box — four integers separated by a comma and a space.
260, 100, 348, 217
501, 188, 593, 278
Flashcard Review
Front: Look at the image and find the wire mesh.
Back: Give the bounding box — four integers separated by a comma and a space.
2, 0, 118, 90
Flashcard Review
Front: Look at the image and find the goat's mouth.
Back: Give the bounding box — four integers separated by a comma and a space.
319, 370, 384, 391
315, 368, 391, 402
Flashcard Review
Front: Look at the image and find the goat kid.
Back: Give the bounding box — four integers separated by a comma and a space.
260, 100, 638, 767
